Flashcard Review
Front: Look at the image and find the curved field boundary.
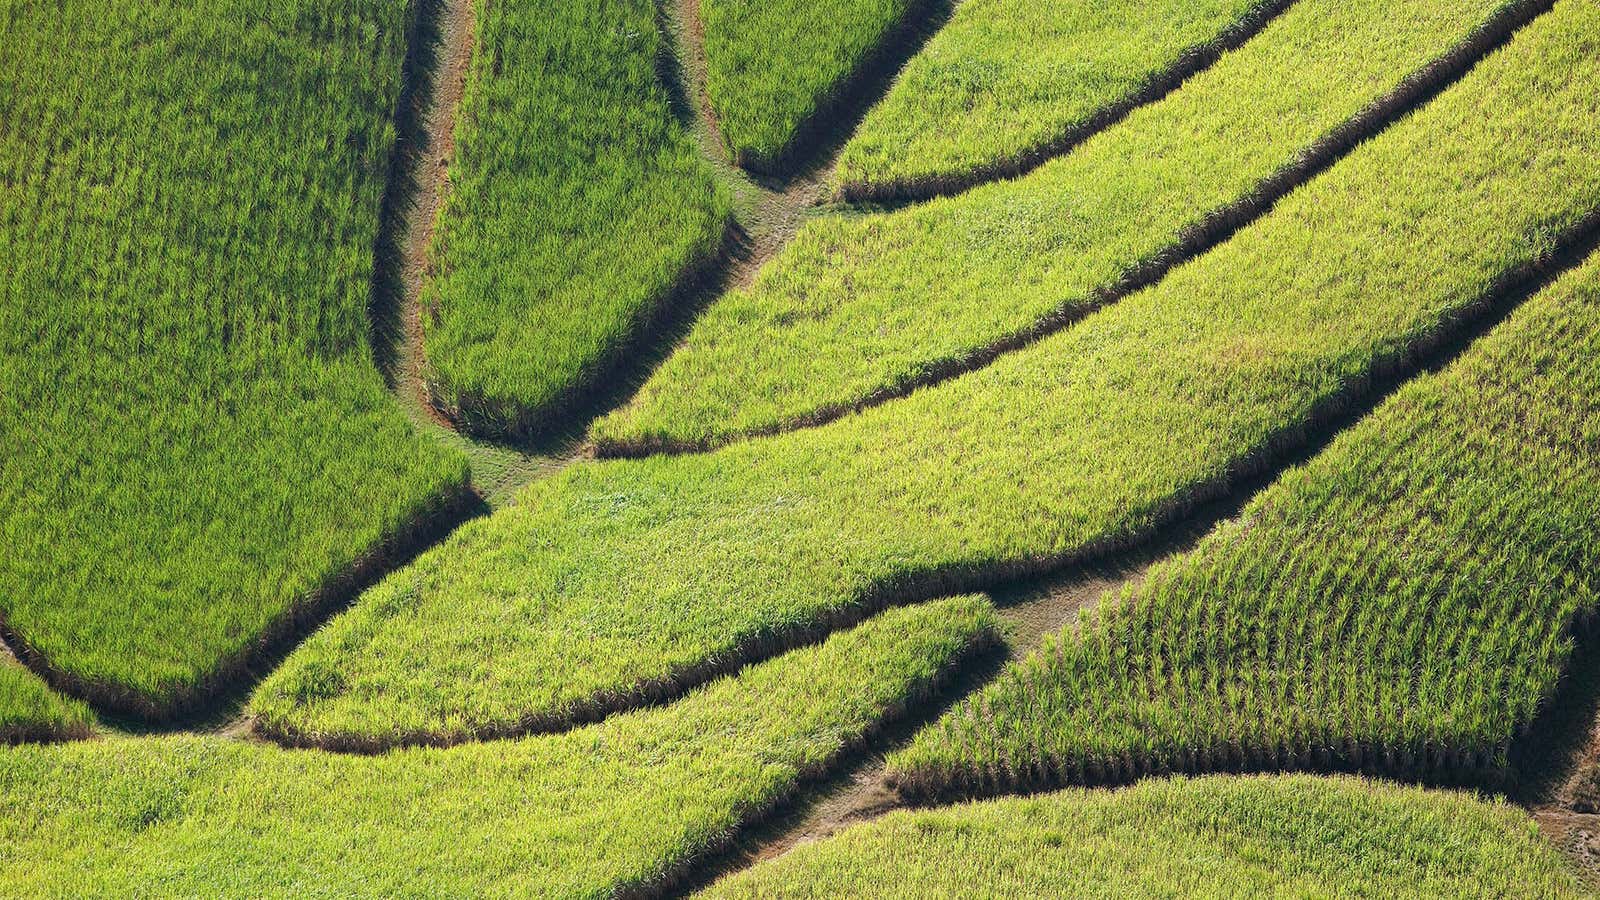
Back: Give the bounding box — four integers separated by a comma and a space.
698, 0, 959, 177
1, 486, 480, 723
833, 0, 1297, 205
888, 236, 1600, 802
251, 3, 1600, 751
0, 601, 999, 897
594, 0, 1558, 458
0, 656, 93, 746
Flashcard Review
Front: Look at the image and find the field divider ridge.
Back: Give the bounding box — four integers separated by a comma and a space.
834, 0, 1299, 206
258, 205, 1600, 753
595, 0, 1561, 460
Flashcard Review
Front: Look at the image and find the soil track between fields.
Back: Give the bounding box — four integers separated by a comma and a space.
597, 0, 1559, 461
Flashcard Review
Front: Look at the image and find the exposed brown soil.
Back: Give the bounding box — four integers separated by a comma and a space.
369, 0, 475, 431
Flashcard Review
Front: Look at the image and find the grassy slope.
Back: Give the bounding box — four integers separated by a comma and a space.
0, 0, 468, 714
704, 775, 1583, 897
0, 599, 995, 897
252, 0, 1600, 750
889, 249, 1600, 797
420, 0, 730, 438
833, 0, 1270, 199
0, 662, 92, 744
595, 0, 1538, 454
700, 0, 915, 170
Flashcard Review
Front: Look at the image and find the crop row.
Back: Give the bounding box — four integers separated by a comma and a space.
0, 600, 995, 897
888, 245, 1600, 799
832, 0, 1280, 201
700, 0, 927, 171
0, 661, 91, 745
595, 0, 1554, 455
249, 0, 1600, 751
705, 775, 1582, 896
0, 0, 471, 717
420, 0, 731, 439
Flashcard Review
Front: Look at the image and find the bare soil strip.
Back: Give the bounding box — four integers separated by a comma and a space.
600, 0, 1561, 461
836, 0, 1300, 205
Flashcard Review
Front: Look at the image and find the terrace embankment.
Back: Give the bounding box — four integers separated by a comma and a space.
597, 0, 1561, 460
833, 0, 1300, 206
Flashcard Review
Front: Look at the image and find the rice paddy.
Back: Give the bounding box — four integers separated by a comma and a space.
889, 243, 1600, 799
419, 0, 732, 439
832, 0, 1277, 200
6, 0, 1598, 891
256, 0, 1600, 751
705, 776, 1584, 897
595, 0, 1550, 454
0, 0, 471, 718
0, 600, 995, 896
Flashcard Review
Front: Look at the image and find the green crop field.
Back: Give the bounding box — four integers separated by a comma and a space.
420, 0, 731, 439
0, 601, 994, 895
255, 0, 1600, 751
706, 776, 1584, 897
596, 0, 1553, 453
833, 0, 1277, 200
5, 0, 1599, 892
0, 662, 91, 745
890, 244, 1600, 798
700, 0, 920, 171
0, 0, 470, 718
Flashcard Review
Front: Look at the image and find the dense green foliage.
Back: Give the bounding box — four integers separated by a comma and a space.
0, 662, 92, 744
701, 0, 916, 170
0, 0, 469, 714
596, 0, 1540, 454
421, 0, 730, 438
833, 0, 1270, 199
0, 600, 994, 897
890, 250, 1600, 797
705, 776, 1583, 897
255, 1, 1600, 749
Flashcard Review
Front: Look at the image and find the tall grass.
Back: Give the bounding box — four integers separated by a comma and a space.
254, 0, 1600, 750
420, 0, 731, 439
889, 250, 1600, 798
833, 0, 1274, 201
700, 0, 920, 171
704, 775, 1583, 897
0, 600, 995, 897
0, 0, 471, 717
595, 0, 1549, 454
0, 662, 92, 745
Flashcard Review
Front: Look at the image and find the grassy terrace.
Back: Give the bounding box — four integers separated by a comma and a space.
889, 249, 1600, 798
700, 0, 921, 171
705, 776, 1583, 897
0, 0, 469, 717
0, 600, 995, 897
833, 0, 1275, 201
0, 662, 92, 745
253, 0, 1600, 751
594, 0, 1550, 455
420, 0, 730, 439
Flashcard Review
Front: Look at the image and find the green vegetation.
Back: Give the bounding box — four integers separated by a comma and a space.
421, 0, 730, 438
596, 0, 1547, 454
833, 0, 1273, 200
705, 775, 1583, 897
0, 600, 995, 897
890, 248, 1600, 798
256, 0, 1600, 750
0, 0, 469, 716
0, 662, 92, 745
701, 0, 918, 171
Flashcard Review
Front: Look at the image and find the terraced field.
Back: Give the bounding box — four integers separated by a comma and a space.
5, 0, 1600, 894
